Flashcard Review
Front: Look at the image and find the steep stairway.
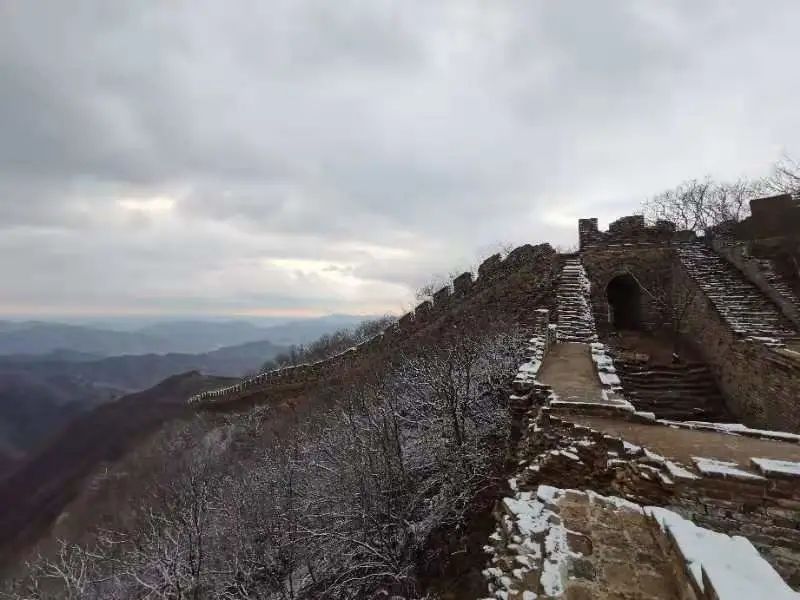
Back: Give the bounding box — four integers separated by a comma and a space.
556, 257, 598, 343
611, 357, 731, 421
754, 257, 800, 322
677, 244, 799, 341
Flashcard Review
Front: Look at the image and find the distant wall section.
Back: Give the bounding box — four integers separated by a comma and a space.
191, 243, 559, 406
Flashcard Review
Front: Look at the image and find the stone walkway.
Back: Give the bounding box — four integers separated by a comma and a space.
485, 486, 680, 599
556, 491, 678, 599
538, 343, 603, 403
569, 415, 800, 471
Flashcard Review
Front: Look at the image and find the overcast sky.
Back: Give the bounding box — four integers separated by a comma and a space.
1, 1, 798, 319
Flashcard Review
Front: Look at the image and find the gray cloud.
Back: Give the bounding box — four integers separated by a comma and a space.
0, 1, 798, 317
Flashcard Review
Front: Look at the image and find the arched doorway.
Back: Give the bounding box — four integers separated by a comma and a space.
606, 274, 642, 330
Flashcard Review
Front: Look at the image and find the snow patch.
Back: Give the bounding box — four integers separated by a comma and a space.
692, 457, 765, 481
645, 506, 798, 599
666, 460, 700, 481
658, 420, 800, 443
751, 457, 800, 478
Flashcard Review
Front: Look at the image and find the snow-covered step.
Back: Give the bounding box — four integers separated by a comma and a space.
677, 244, 798, 341
556, 257, 598, 343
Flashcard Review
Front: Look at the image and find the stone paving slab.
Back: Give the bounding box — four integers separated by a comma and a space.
567, 415, 800, 472
484, 486, 680, 599
538, 343, 604, 404
484, 484, 799, 599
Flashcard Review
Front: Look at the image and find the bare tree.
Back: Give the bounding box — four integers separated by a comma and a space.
642, 177, 756, 231
764, 154, 800, 198
7, 327, 525, 600
263, 315, 397, 371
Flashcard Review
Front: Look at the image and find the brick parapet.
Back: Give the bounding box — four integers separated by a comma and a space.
578, 214, 696, 250
190, 243, 558, 406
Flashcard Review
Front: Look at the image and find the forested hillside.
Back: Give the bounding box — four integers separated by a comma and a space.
2, 328, 527, 599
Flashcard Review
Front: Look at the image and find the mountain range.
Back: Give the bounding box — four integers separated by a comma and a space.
0, 315, 373, 474
0, 315, 370, 356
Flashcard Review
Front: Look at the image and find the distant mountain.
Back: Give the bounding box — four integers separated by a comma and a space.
0, 370, 117, 460
0, 322, 167, 356
135, 320, 278, 352
22, 339, 287, 391
0, 338, 286, 460
0, 315, 376, 463
258, 314, 374, 345
0, 349, 104, 363
0, 315, 376, 357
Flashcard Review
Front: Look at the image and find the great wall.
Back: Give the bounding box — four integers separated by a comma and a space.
190, 194, 800, 598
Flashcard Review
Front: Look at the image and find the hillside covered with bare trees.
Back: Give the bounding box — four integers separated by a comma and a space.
3, 328, 528, 599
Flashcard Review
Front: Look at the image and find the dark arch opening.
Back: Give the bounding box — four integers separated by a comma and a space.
607, 274, 642, 330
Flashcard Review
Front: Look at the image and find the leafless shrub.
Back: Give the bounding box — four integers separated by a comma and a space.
4, 328, 526, 600
263, 315, 398, 370
642, 177, 757, 231
764, 154, 800, 198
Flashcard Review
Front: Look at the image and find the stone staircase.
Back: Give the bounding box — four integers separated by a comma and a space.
754, 257, 800, 323
677, 244, 798, 341
556, 257, 598, 343
611, 357, 731, 421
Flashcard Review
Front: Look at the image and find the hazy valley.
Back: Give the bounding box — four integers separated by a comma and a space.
0, 315, 369, 476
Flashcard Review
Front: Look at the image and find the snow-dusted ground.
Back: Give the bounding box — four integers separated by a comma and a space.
485, 484, 799, 599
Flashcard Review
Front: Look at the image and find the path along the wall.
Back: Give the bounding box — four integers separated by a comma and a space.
484, 484, 797, 600
484, 305, 800, 598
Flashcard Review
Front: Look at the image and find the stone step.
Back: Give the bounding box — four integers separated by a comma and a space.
677, 244, 798, 340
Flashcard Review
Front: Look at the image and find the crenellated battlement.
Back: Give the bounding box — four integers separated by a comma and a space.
579, 214, 694, 250
190, 242, 558, 405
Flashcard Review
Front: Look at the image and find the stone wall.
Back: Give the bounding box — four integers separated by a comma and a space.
579, 214, 692, 250
674, 264, 800, 431
577, 213, 698, 335
581, 246, 675, 335
576, 207, 800, 432
711, 237, 800, 329
520, 413, 800, 588
736, 194, 800, 240
191, 243, 559, 405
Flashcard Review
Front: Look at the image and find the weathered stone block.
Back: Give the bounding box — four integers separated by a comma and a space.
452, 272, 473, 295
414, 300, 432, 318
432, 286, 450, 306
478, 253, 502, 279
398, 312, 413, 329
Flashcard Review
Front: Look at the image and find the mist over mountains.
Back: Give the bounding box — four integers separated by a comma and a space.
0, 314, 374, 473
0, 315, 371, 357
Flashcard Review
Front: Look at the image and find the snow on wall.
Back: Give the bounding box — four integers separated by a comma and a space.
486, 484, 800, 599
646, 506, 800, 600
658, 420, 800, 444
751, 457, 800, 478
692, 456, 765, 481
